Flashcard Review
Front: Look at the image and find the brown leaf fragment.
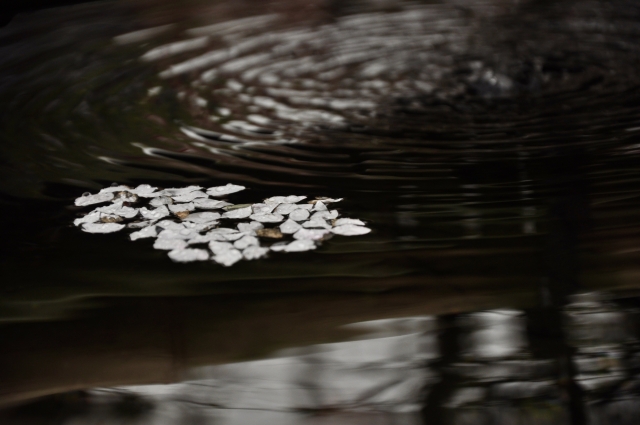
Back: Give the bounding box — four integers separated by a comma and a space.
100, 215, 123, 223
256, 228, 283, 239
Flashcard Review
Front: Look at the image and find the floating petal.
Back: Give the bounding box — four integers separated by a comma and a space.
193, 198, 231, 209
157, 186, 203, 197
212, 248, 243, 266
140, 205, 170, 220
157, 228, 197, 240
222, 206, 252, 219
234, 235, 259, 250
81, 222, 125, 233
331, 224, 372, 236
99, 185, 131, 194
334, 218, 365, 226
74, 192, 114, 206
312, 197, 343, 204
303, 219, 331, 229
243, 245, 269, 260
221, 232, 245, 241
289, 209, 310, 222
270, 242, 288, 252
132, 184, 158, 197
168, 202, 195, 213
149, 196, 173, 207
284, 239, 317, 252
293, 228, 330, 240
73, 211, 101, 226
252, 203, 276, 214
127, 220, 157, 229
183, 221, 218, 233
238, 221, 264, 233
155, 220, 186, 231
168, 248, 209, 262
172, 191, 208, 203
207, 184, 245, 197
273, 203, 300, 215
209, 241, 234, 254
154, 238, 187, 250
313, 201, 328, 211
183, 211, 221, 223
250, 213, 284, 223
130, 226, 158, 241
95, 204, 139, 219
279, 219, 302, 234
311, 210, 339, 221
264, 195, 306, 205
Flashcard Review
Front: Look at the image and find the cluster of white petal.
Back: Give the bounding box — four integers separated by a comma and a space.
73, 184, 370, 266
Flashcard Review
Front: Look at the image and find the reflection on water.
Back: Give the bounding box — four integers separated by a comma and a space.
3, 0, 640, 422
4, 294, 640, 424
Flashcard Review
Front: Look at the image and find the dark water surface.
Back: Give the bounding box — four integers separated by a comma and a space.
2, 0, 640, 423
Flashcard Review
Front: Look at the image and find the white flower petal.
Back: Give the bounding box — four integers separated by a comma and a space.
270, 242, 289, 252
222, 232, 246, 241
168, 202, 195, 213
172, 191, 208, 203
273, 203, 301, 215
302, 219, 331, 229
155, 220, 186, 231
213, 248, 243, 266
140, 205, 170, 220
314, 197, 343, 204
209, 241, 234, 254
157, 186, 203, 197
238, 221, 264, 233
207, 184, 245, 197
279, 219, 302, 234
98, 185, 131, 194
154, 238, 187, 250
193, 198, 231, 209
183, 221, 218, 233
331, 224, 372, 236
313, 201, 328, 211
334, 218, 365, 226
264, 195, 306, 205
95, 204, 139, 219
158, 227, 202, 240
250, 213, 285, 223
209, 227, 240, 234
284, 239, 317, 252
289, 209, 310, 222
168, 248, 209, 262
293, 228, 330, 240
311, 210, 339, 221
149, 196, 173, 207
81, 222, 125, 233
234, 235, 259, 250
132, 184, 158, 197
182, 211, 221, 223
74, 211, 101, 226
243, 245, 269, 260
130, 225, 158, 241
251, 203, 276, 214
222, 206, 252, 219
127, 220, 157, 229
74, 192, 115, 206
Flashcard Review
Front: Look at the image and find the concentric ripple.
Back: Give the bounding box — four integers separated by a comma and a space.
2, 0, 640, 306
